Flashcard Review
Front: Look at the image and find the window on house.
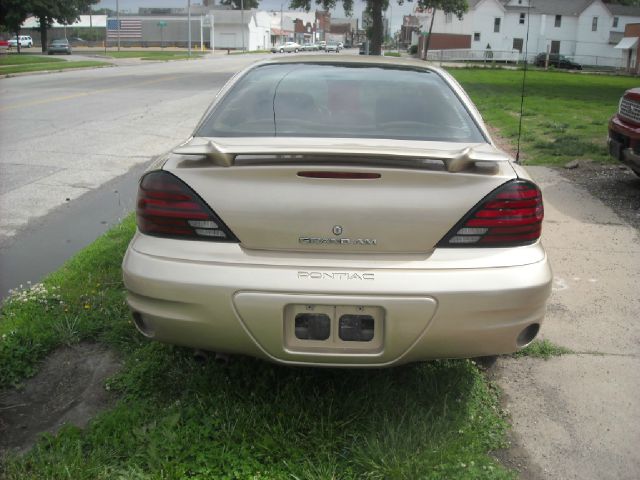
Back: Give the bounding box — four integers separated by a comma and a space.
445, 12, 452, 23
494, 17, 501, 33
474, 32, 481, 42
513, 38, 524, 52
520, 13, 526, 25
555, 15, 561, 28
592, 17, 598, 31
613, 17, 619, 28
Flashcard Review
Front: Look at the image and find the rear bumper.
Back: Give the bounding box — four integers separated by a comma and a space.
608, 115, 640, 170
122, 239, 552, 367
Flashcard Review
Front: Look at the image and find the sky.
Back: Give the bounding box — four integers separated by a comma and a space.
95, 0, 415, 32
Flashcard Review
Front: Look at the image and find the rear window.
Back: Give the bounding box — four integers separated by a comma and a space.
196, 63, 484, 143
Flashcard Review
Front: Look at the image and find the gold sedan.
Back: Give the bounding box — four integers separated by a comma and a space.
122, 56, 552, 367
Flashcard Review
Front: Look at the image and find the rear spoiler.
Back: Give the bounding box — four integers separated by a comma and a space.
173, 137, 512, 173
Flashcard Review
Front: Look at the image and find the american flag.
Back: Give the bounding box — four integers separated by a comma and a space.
107, 19, 142, 38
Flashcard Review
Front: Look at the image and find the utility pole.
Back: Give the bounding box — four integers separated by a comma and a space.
116, 0, 120, 51
188, 0, 192, 56
241, 0, 245, 51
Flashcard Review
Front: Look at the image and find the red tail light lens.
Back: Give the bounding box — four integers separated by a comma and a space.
136, 171, 238, 242
438, 180, 543, 248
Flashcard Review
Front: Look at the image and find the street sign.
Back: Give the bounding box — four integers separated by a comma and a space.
157, 21, 167, 27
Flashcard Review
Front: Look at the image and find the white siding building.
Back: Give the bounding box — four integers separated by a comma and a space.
422, 0, 640, 67
213, 9, 271, 51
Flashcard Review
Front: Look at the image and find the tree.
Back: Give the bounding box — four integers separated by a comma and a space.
219, 0, 261, 9
0, 0, 31, 53
29, 0, 98, 53
420, 1, 468, 59
289, 0, 467, 56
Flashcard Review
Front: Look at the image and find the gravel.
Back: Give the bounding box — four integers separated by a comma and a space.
557, 160, 640, 231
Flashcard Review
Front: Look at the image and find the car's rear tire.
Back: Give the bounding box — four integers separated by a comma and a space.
280, 48, 284, 53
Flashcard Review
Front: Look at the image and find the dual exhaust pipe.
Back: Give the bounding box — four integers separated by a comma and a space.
193, 349, 230, 366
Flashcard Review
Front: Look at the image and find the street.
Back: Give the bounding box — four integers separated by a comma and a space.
0, 54, 638, 478
0, 53, 263, 296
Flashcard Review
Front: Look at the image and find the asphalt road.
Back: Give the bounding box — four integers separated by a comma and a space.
0, 53, 263, 296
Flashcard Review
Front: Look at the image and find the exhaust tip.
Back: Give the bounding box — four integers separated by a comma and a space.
132, 312, 154, 338
516, 323, 540, 348
193, 349, 209, 364
214, 352, 230, 366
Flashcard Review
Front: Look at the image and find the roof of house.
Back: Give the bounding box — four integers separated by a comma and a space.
508, 0, 592, 16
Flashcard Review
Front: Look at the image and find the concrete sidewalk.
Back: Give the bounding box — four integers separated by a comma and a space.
496, 166, 640, 479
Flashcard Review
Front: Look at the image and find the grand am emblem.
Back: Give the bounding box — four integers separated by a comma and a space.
298, 271, 375, 280
299, 226, 377, 246
299, 237, 377, 246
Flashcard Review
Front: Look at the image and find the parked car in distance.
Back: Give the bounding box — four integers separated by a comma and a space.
8, 35, 33, 48
0, 40, 8, 55
122, 55, 552, 368
338, 42, 344, 49
325, 41, 341, 53
301, 43, 319, 51
608, 87, 640, 177
48, 38, 72, 55
68, 37, 87, 46
318, 41, 326, 50
270, 42, 301, 53
534, 53, 582, 70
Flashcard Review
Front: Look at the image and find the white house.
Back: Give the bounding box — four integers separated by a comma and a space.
422, 0, 640, 67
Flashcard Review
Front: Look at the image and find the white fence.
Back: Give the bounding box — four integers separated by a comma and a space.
426, 49, 521, 64
426, 49, 625, 69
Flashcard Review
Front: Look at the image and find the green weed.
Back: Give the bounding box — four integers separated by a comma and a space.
514, 339, 572, 359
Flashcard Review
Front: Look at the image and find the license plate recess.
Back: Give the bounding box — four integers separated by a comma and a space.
284, 304, 384, 353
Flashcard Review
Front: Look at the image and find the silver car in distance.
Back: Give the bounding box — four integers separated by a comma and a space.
122, 56, 552, 367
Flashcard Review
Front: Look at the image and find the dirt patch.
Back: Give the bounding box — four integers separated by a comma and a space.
0, 343, 121, 456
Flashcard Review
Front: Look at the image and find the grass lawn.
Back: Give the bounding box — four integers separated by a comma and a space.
0, 55, 66, 66
0, 216, 514, 479
449, 69, 638, 166
0, 54, 111, 75
101, 50, 203, 61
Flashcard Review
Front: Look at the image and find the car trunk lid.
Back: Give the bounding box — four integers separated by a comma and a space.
163, 137, 517, 254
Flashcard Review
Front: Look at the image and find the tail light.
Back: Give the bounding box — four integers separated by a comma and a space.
136, 170, 238, 242
438, 179, 543, 248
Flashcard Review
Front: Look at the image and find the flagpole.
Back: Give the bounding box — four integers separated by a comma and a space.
188, 0, 192, 56
116, 0, 120, 51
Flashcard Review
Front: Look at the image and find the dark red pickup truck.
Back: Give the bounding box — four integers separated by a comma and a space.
608, 87, 640, 176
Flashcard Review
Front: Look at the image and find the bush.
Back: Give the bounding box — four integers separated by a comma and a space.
409, 45, 418, 55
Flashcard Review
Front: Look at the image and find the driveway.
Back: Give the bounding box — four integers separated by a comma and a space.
496, 166, 640, 479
